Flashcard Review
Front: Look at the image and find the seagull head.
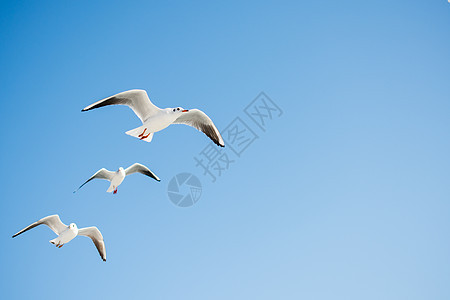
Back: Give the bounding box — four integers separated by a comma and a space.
69, 223, 78, 230
171, 107, 189, 114
118, 167, 124, 172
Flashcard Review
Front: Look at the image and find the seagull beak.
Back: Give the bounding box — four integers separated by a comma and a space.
182, 110, 189, 112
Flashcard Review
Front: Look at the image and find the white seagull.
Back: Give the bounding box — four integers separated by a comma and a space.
82, 89, 225, 147
12, 214, 106, 261
74, 163, 161, 194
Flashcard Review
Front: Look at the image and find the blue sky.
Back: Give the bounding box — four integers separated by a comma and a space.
1, 1, 450, 299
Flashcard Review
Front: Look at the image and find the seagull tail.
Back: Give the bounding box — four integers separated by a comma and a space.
125, 126, 154, 143
106, 184, 115, 193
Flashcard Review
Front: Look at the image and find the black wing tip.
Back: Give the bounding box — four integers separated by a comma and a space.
214, 140, 225, 147
82, 106, 95, 112
102, 258, 106, 262
143, 170, 161, 182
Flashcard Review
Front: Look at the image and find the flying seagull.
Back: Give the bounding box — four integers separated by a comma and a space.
82, 89, 225, 147
74, 163, 161, 194
12, 214, 106, 261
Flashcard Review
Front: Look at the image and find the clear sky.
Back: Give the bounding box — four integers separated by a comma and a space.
1, 1, 450, 299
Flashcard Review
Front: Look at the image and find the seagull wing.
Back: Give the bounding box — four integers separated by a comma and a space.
74, 168, 115, 193
173, 109, 225, 147
82, 89, 159, 123
77, 227, 107, 261
125, 163, 160, 182
12, 215, 67, 238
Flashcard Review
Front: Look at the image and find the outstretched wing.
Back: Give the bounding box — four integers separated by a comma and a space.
12, 215, 67, 238
74, 168, 115, 193
77, 227, 107, 262
82, 89, 160, 123
173, 109, 224, 147
125, 163, 160, 182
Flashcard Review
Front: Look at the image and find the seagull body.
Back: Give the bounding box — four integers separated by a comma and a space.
50, 223, 78, 246
106, 167, 126, 193
12, 215, 106, 261
82, 89, 225, 147
74, 163, 160, 194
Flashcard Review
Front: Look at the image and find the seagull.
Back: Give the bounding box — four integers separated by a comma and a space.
82, 89, 225, 147
12, 214, 106, 261
74, 163, 161, 194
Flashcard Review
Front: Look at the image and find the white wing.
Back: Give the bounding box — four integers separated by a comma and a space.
77, 227, 107, 261
12, 215, 67, 237
74, 168, 115, 193
82, 89, 160, 123
125, 163, 160, 182
173, 109, 225, 147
